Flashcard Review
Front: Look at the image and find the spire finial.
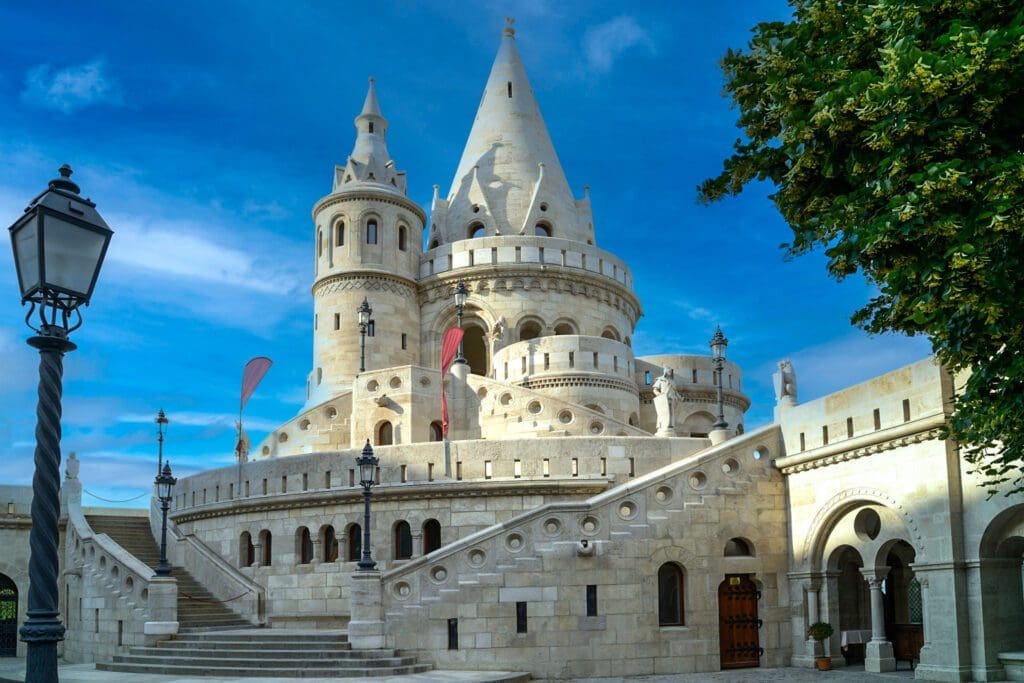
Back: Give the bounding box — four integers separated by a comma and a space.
504, 16, 515, 38
360, 76, 382, 118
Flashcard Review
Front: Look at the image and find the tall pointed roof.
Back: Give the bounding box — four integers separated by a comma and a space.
435, 19, 589, 243
334, 78, 408, 195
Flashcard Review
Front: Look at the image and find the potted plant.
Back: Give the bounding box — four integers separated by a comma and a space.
808, 621, 834, 671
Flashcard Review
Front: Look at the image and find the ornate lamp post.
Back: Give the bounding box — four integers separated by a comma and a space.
709, 326, 729, 430
156, 408, 168, 474
453, 279, 468, 364
154, 462, 177, 577
357, 297, 372, 373
356, 440, 379, 571
7, 165, 113, 682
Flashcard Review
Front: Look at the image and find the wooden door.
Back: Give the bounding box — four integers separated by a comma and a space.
0, 575, 17, 657
718, 575, 761, 669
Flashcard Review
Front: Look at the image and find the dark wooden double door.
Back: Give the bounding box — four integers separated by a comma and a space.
0, 574, 16, 657
718, 575, 761, 670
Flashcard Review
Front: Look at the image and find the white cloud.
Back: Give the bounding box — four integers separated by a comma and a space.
582, 16, 653, 73
242, 200, 289, 221
118, 411, 281, 433
21, 59, 123, 113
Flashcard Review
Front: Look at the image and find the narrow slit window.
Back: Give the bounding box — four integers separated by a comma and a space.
507, 81, 513, 98
334, 313, 340, 330
847, 417, 854, 438
366, 219, 378, 244
516, 601, 527, 633
902, 399, 911, 422
571, 458, 579, 477
586, 585, 598, 616
873, 408, 881, 430
514, 459, 522, 478
542, 459, 549, 477
484, 460, 493, 479
799, 433, 806, 451
822, 426, 829, 445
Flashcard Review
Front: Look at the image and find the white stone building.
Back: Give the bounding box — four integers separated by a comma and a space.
1, 22, 1022, 682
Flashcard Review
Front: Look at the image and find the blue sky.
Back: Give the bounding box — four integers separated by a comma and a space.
0, 1, 931, 506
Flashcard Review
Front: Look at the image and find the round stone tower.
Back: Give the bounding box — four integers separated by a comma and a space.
308, 79, 425, 406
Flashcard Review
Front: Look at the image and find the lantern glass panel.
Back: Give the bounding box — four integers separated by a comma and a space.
454, 288, 467, 307
43, 214, 107, 298
12, 217, 40, 297
359, 460, 375, 485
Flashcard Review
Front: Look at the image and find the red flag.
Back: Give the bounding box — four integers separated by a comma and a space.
440, 328, 465, 437
240, 357, 273, 412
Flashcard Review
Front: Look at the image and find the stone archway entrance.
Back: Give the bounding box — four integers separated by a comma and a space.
463, 324, 488, 376
0, 574, 17, 657
718, 575, 761, 670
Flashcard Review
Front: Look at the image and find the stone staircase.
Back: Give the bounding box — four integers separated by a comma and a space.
96, 630, 434, 677
86, 515, 252, 630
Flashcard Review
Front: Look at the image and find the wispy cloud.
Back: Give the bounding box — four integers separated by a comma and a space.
582, 16, 653, 73
119, 411, 281, 433
242, 200, 289, 221
21, 59, 123, 113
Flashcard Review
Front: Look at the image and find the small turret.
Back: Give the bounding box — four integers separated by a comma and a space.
335, 78, 408, 194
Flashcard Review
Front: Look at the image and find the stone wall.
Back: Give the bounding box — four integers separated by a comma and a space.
0, 485, 32, 658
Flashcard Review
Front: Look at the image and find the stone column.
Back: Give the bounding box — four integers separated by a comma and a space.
862, 567, 895, 673
410, 532, 423, 559
252, 543, 263, 569
143, 576, 179, 647
789, 571, 822, 668
349, 571, 385, 649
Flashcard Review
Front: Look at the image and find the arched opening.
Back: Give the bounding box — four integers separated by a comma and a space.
0, 574, 18, 657
259, 530, 273, 566
366, 219, 378, 244
394, 521, 412, 560
317, 230, 323, 258
882, 540, 922, 666
429, 421, 443, 442
832, 546, 869, 633
335, 221, 345, 247
376, 421, 393, 446
429, 239, 440, 249
239, 532, 255, 568
346, 524, 362, 562
553, 321, 576, 335
398, 225, 407, 251
658, 562, 685, 626
468, 223, 485, 239
463, 324, 488, 376
322, 525, 338, 563
680, 411, 716, 438
297, 527, 313, 564
978, 505, 1024, 667
519, 320, 542, 341
628, 413, 639, 427
600, 327, 620, 341
724, 538, 753, 557
423, 519, 442, 555
534, 223, 551, 237
624, 336, 632, 347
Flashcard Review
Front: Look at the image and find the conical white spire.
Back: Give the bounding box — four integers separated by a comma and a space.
433, 19, 591, 245
334, 77, 408, 195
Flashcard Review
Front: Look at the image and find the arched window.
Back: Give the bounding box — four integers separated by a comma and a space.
423, 519, 441, 554
658, 563, 685, 626
553, 322, 576, 335
468, 223, 485, 239
259, 530, 273, 566
429, 421, 443, 442
534, 223, 551, 237
297, 527, 313, 564
317, 230, 323, 257
335, 221, 344, 247
601, 327, 620, 341
322, 525, 338, 563
394, 521, 412, 560
376, 421, 393, 446
346, 523, 362, 562
366, 219, 378, 244
429, 239, 440, 249
240, 532, 254, 567
724, 538, 753, 557
519, 320, 542, 341
398, 225, 407, 251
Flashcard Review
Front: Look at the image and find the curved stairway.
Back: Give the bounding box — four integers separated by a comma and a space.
86, 515, 251, 629
96, 630, 433, 677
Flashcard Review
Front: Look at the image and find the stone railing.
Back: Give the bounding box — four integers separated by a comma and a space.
421, 235, 633, 291
62, 467, 176, 664
157, 494, 266, 625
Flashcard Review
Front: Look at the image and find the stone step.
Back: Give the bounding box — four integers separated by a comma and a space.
111, 654, 420, 668
96, 662, 433, 677
135, 646, 376, 658
171, 631, 350, 643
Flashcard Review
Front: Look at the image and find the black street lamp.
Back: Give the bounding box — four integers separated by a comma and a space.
453, 279, 468, 364
156, 408, 168, 475
154, 462, 177, 577
709, 326, 729, 430
356, 440, 379, 571
8, 165, 113, 682
357, 297, 372, 373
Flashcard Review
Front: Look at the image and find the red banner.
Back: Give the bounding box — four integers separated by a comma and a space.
240, 356, 273, 412
440, 328, 465, 437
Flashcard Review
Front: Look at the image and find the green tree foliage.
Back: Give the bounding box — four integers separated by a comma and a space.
699, 1, 1024, 495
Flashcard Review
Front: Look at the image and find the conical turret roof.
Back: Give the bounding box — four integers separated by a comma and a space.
333, 78, 408, 195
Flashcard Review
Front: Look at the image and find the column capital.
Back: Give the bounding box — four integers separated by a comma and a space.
860, 565, 890, 584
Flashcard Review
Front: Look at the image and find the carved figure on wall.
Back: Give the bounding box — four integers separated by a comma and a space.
773, 359, 798, 404
490, 316, 507, 355
653, 368, 680, 437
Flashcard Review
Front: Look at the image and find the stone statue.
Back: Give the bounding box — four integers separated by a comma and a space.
652, 368, 680, 437
65, 451, 79, 480
490, 316, 507, 355
773, 359, 798, 404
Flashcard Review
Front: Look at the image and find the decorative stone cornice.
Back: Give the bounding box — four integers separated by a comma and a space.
775, 413, 947, 474
0, 515, 31, 530
170, 477, 611, 525
312, 189, 427, 224
520, 374, 638, 396
313, 272, 418, 298
418, 268, 642, 324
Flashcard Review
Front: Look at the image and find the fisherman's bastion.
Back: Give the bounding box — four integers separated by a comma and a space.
0, 23, 1022, 683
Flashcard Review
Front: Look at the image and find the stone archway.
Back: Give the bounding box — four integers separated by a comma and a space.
974, 503, 1024, 677
463, 324, 488, 377
0, 573, 17, 657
